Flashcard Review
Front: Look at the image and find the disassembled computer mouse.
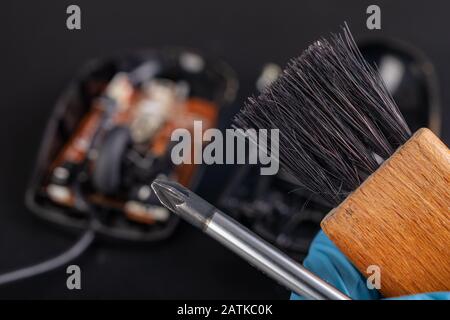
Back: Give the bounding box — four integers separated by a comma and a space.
27, 49, 237, 241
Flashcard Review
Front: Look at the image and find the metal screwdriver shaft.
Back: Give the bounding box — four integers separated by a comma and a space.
151, 179, 350, 300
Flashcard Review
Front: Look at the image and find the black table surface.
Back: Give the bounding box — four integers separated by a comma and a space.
0, 0, 448, 299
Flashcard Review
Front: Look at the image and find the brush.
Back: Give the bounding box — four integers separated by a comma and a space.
234, 24, 449, 297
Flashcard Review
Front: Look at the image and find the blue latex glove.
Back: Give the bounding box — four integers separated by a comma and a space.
290, 231, 450, 300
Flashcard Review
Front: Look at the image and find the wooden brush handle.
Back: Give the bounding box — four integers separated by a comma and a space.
321, 128, 450, 297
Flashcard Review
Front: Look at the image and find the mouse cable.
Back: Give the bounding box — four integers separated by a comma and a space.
0, 159, 102, 287
0, 222, 96, 286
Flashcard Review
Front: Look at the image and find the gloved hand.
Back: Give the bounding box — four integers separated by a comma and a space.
290, 231, 450, 300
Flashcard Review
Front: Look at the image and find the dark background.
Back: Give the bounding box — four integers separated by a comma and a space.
0, 0, 448, 299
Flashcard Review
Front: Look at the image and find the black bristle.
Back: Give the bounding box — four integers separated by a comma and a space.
234, 24, 412, 206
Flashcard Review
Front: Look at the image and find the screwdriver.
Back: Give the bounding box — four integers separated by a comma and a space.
151, 179, 350, 300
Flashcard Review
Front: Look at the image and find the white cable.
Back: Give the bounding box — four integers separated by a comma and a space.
0, 228, 95, 286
